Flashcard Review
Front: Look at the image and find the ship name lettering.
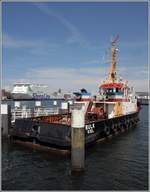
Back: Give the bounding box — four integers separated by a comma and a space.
85, 123, 95, 134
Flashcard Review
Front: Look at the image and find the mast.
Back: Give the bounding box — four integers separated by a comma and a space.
106, 34, 119, 83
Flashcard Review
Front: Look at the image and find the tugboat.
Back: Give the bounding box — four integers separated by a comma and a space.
11, 36, 140, 150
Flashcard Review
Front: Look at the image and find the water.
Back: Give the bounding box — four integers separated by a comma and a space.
2, 105, 148, 190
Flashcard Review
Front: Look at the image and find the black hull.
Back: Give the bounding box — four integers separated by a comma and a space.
11, 112, 139, 150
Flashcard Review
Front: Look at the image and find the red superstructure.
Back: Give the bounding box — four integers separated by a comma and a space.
100, 83, 124, 89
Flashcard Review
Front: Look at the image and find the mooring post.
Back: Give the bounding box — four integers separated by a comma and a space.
71, 108, 85, 172
1, 104, 11, 137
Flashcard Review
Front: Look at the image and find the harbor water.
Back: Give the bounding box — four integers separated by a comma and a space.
2, 105, 148, 190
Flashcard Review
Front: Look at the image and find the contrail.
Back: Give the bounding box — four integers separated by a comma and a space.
34, 3, 88, 46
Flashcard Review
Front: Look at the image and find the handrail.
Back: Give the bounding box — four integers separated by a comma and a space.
11, 107, 59, 122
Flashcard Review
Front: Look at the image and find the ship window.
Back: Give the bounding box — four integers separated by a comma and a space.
107, 88, 113, 93
116, 88, 124, 95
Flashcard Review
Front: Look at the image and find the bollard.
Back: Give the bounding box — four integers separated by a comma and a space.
71, 108, 85, 172
14, 101, 20, 108
22, 105, 27, 118
53, 100, 57, 106
1, 104, 11, 137
35, 101, 41, 107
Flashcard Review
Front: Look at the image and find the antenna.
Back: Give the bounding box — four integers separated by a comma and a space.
111, 34, 119, 46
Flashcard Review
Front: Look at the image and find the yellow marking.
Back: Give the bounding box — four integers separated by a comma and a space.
106, 45, 116, 83
114, 102, 122, 116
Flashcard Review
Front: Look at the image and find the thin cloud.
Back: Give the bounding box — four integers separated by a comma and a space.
119, 40, 148, 49
3, 34, 44, 49
24, 66, 106, 93
82, 59, 101, 65
128, 79, 148, 92
119, 66, 148, 78
3, 34, 60, 56
34, 3, 89, 47
25, 66, 106, 81
6, 65, 146, 93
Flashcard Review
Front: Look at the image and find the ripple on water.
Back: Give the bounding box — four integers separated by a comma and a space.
2, 106, 149, 190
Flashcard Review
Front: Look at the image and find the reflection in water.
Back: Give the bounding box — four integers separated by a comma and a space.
2, 106, 148, 190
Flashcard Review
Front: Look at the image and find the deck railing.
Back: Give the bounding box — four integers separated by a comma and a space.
11, 107, 59, 122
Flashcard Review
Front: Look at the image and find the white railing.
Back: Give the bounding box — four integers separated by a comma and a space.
11, 108, 32, 123
11, 107, 59, 123
34, 107, 59, 116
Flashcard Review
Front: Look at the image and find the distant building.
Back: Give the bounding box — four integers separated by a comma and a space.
1, 89, 12, 99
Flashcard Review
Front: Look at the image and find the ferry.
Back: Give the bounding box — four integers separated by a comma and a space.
11, 83, 50, 100
11, 36, 140, 150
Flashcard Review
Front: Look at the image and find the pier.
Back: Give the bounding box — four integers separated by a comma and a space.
136, 92, 149, 105
1, 104, 11, 137
1, 100, 73, 137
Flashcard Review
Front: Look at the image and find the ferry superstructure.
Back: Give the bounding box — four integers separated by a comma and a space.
11, 82, 50, 99
12, 83, 33, 99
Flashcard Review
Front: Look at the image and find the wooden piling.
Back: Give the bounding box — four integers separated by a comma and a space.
71, 109, 85, 172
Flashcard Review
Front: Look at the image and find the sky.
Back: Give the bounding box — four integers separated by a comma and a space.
2, 2, 148, 94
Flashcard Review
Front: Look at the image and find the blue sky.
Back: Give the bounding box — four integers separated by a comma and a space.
2, 2, 148, 93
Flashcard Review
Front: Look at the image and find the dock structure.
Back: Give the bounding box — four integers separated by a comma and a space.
1, 104, 11, 137
71, 108, 85, 172
1, 103, 61, 138
138, 98, 149, 105
11, 106, 59, 123
136, 92, 149, 105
